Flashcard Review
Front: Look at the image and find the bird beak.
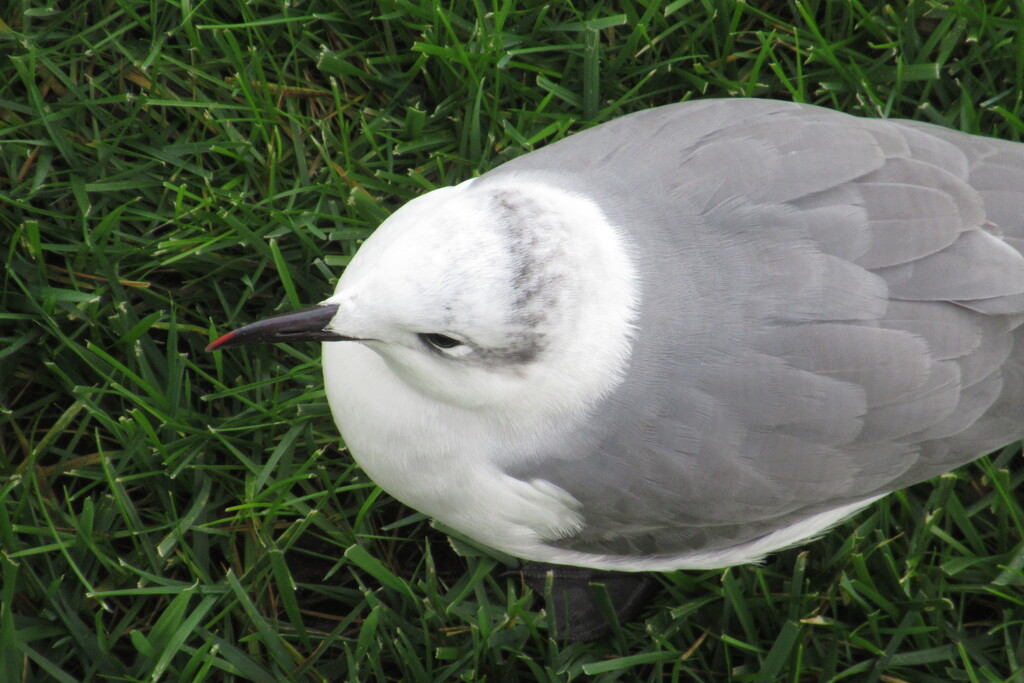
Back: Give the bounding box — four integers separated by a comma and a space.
206, 303, 351, 351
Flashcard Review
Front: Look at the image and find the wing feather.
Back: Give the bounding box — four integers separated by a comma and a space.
491, 100, 1024, 561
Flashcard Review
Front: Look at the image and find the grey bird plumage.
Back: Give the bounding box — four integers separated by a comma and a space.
483, 99, 1024, 561
212, 98, 1024, 574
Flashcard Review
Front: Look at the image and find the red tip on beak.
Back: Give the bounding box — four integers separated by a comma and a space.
205, 330, 238, 352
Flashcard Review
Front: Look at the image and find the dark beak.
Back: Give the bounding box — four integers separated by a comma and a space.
206, 303, 351, 351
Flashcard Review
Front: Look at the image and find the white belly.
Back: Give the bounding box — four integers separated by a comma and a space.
321, 342, 584, 556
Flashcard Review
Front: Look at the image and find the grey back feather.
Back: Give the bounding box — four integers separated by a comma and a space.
479, 100, 1024, 559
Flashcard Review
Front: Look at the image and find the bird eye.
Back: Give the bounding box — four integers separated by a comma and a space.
419, 333, 463, 350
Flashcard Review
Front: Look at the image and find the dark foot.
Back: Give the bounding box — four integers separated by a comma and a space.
519, 563, 658, 641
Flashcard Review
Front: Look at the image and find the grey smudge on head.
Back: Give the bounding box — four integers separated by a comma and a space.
471, 189, 572, 365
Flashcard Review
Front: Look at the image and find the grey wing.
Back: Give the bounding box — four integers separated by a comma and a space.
497, 101, 1024, 560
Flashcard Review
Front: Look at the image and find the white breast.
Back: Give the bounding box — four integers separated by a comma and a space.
323, 341, 587, 554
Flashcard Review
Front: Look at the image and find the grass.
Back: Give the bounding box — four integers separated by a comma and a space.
2, 0, 1024, 680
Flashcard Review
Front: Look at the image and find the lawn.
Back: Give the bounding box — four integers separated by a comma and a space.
3, 0, 1024, 680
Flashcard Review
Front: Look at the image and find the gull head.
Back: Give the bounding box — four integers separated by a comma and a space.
209, 177, 639, 418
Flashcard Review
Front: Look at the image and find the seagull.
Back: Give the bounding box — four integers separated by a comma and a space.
208, 98, 1024, 639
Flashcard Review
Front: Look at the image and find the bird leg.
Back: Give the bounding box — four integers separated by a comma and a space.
519, 562, 658, 641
